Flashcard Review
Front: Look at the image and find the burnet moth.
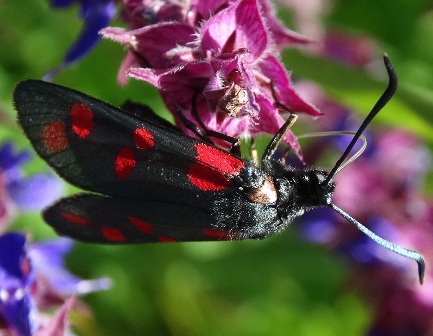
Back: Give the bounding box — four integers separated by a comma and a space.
14, 54, 425, 284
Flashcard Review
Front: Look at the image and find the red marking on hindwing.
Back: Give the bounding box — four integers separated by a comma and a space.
128, 216, 153, 234
41, 122, 69, 152
158, 236, 176, 243
115, 147, 136, 180
188, 144, 244, 191
134, 128, 154, 149
100, 227, 125, 242
202, 228, 232, 240
69, 103, 93, 138
60, 211, 89, 225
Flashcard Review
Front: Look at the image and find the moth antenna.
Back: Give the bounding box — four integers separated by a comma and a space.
323, 54, 397, 185
297, 131, 367, 173
330, 203, 425, 284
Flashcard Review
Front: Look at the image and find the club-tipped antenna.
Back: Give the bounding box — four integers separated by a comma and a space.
330, 203, 425, 284
320, 54, 425, 284
323, 54, 397, 185
298, 131, 367, 173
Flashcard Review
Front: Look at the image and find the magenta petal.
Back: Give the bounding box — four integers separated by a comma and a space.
254, 94, 303, 160
233, 0, 269, 57
128, 61, 214, 105
218, 114, 253, 138
200, 4, 237, 54
193, 0, 231, 20
203, 51, 257, 116
258, 55, 321, 116
200, 0, 269, 58
203, 73, 227, 112
257, 0, 313, 46
117, 51, 136, 85
100, 26, 131, 44
103, 23, 196, 68
128, 67, 162, 86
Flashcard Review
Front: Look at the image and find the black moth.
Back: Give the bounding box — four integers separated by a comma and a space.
14, 55, 424, 283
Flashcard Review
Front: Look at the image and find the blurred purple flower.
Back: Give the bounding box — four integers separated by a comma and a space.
102, 0, 320, 156
0, 232, 111, 335
0, 143, 64, 232
279, 1, 377, 68
322, 30, 377, 68
44, 0, 117, 80
301, 125, 431, 267
28, 238, 112, 300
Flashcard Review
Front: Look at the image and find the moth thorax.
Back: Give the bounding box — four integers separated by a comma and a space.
308, 170, 335, 206
246, 177, 277, 204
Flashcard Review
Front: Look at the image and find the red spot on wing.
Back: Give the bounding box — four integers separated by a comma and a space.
69, 103, 93, 138
195, 144, 244, 174
115, 147, 136, 180
128, 216, 153, 234
187, 144, 244, 191
188, 164, 233, 191
202, 228, 232, 240
158, 236, 176, 243
100, 227, 125, 242
60, 211, 89, 225
41, 122, 69, 152
134, 128, 154, 149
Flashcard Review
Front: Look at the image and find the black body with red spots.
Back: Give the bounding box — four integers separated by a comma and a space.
14, 80, 335, 243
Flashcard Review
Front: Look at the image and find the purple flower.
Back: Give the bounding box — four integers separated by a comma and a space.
102, 0, 320, 156
0, 143, 64, 232
0, 232, 111, 335
0, 233, 37, 336
28, 238, 112, 300
44, 0, 117, 80
322, 30, 377, 68
279, 1, 378, 68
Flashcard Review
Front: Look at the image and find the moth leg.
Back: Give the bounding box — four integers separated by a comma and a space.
262, 113, 297, 162
249, 138, 259, 164
279, 147, 292, 165
262, 82, 298, 162
174, 104, 213, 143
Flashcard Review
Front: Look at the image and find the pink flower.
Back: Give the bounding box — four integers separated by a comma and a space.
102, 0, 320, 155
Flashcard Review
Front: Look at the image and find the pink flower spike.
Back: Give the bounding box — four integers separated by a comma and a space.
117, 51, 137, 86
107, 0, 323, 157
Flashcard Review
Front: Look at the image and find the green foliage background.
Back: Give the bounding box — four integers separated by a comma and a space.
1, 1, 432, 335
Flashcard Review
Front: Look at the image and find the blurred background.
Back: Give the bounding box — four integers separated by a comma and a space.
1, 0, 433, 335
